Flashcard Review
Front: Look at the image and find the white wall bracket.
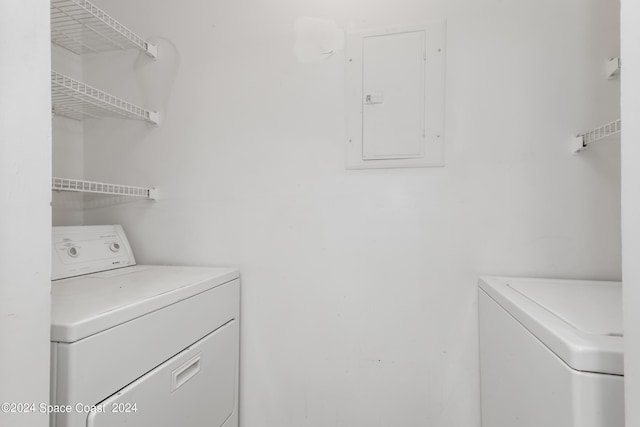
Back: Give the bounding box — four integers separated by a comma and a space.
571, 135, 588, 153
606, 57, 621, 79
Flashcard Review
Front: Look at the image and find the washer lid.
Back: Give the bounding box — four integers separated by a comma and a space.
479, 276, 623, 375
51, 265, 239, 343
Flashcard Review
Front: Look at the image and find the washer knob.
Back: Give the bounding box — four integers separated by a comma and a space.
67, 247, 79, 257
109, 242, 121, 252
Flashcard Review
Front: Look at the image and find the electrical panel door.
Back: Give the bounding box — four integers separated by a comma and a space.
362, 30, 426, 160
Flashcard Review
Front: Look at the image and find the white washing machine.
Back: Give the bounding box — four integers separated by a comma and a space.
478, 276, 624, 427
50, 225, 240, 427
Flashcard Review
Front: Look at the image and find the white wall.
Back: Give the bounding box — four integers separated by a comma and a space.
621, 0, 640, 425
51, 46, 85, 226
80, 0, 620, 425
0, 1, 51, 426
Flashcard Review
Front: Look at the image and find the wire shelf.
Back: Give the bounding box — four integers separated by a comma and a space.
572, 119, 622, 153
51, 71, 159, 124
51, 0, 157, 58
52, 177, 158, 200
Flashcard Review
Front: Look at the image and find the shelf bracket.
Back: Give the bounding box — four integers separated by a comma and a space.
606, 57, 621, 80
148, 188, 159, 200
145, 42, 158, 59
147, 111, 161, 126
571, 135, 587, 153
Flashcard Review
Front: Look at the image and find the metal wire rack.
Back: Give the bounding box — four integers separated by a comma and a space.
50, 0, 157, 58
52, 177, 158, 200
51, 71, 159, 124
571, 119, 621, 153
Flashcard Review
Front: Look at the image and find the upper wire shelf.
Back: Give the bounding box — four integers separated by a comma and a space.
572, 119, 621, 153
51, 71, 159, 124
51, 0, 157, 58
52, 177, 158, 200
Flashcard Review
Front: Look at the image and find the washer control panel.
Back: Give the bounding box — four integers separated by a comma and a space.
52, 225, 136, 280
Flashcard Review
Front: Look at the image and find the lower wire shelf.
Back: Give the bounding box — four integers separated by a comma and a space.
52, 177, 158, 200
51, 71, 159, 124
572, 119, 621, 153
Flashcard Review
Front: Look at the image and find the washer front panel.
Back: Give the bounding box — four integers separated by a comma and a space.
479, 289, 624, 427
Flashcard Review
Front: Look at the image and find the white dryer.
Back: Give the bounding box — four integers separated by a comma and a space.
478, 276, 624, 427
50, 225, 240, 427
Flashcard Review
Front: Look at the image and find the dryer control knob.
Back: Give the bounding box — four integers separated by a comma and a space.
67, 247, 79, 258
109, 242, 121, 252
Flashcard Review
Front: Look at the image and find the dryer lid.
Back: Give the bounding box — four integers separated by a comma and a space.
51, 265, 239, 343
479, 276, 623, 375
